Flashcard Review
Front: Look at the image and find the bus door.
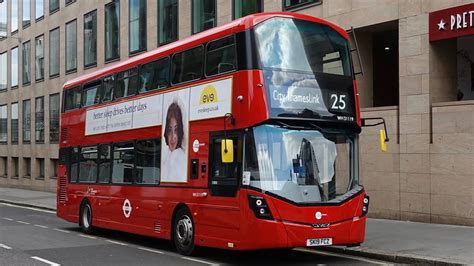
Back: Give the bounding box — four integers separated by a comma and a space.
197, 132, 242, 241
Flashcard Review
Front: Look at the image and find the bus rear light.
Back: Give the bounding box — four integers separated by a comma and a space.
248, 195, 273, 220
361, 195, 369, 216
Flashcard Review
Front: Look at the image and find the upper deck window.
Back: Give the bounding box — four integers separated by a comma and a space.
254, 18, 351, 77
139, 57, 170, 93
82, 82, 101, 107
205, 36, 236, 76
115, 68, 139, 99
63, 86, 81, 112
102, 75, 115, 102
172, 46, 204, 84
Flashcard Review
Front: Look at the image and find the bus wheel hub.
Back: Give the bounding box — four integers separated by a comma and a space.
176, 215, 193, 245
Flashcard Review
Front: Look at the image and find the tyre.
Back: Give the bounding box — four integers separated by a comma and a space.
173, 207, 196, 256
79, 200, 94, 234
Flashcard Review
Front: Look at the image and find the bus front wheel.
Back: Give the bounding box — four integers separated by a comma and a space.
173, 207, 196, 256
79, 200, 94, 234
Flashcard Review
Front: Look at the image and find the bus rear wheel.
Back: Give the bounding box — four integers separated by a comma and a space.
173, 207, 196, 256
79, 200, 94, 234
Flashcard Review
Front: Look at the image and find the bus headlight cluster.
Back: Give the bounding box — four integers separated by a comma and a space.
248, 195, 273, 220
361, 195, 370, 216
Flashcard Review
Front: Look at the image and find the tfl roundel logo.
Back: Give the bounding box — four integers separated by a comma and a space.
315, 211, 327, 220
122, 199, 132, 218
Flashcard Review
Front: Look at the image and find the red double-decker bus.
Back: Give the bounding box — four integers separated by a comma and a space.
57, 12, 380, 255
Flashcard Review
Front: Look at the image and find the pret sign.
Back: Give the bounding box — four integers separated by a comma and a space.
429, 3, 474, 41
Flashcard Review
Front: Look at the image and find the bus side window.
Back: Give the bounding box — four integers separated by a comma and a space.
112, 142, 135, 184
78, 146, 98, 183
102, 75, 115, 102
98, 144, 111, 184
139, 57, 170, 93
63, 86, 81, 112
205, 35, 236, 77
171, 46, 203, 84
82, 81, 102, 107
115, 68, 139, 99
70, 147, 80, 183
135, 139, 161, 185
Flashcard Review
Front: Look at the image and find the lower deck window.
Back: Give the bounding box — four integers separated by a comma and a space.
112, 142, 135, 184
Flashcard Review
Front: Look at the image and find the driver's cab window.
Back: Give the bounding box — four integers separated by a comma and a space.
211, 136, 242, 179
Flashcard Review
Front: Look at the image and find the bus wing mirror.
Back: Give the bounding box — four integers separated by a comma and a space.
361, 117, 389, 153
221, 139, 234, 163
379, 129, 387, 152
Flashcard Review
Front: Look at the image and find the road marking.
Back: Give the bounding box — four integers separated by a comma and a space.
0, 203, 55, 214
294, 248, 388, 265
181, 256, 219, 266
34, 224, 49, 229
105, 240, 128, 246
0, 243, 12, 250
31, 256, 61, 266
137, 247, 164, 254
54, 228, 70, 233
17, 220, 30, 225
78, 234, 97, 239
3, 217, 13, 221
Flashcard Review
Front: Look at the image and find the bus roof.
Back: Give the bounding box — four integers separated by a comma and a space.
63, 12, 349, 90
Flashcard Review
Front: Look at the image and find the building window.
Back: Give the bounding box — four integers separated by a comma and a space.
11, 103, 18, 144
24, 157, 31, 177
35, 96, 44, 143
12, 0, 18, 33
49, 27, 60, 77
0, 105, 6, 143
192, 0, 216, 34
37, 158, 45, 179
0, 157, 6, 177
50, 0, 59, 13
129, 0, 146, 54
105, 0, 120, 61
23, 0, 30, 27
11, 47, 18, 87
0, 52, 6, 90
66, 20, 77, 72
65, 0, 75, 5
84, 10, 97, 67
22, 99, 31, 143
35, 35, 44, 81
13, 157, 19, 177
283, 0, 320, 11
22, 41, 31, 84
51, 159, 58, 178
233, 0, 262, 19
158, 0, 178, 45
0, 1, 6, 38
49, 93, 60, 142
36, 0, 44, 20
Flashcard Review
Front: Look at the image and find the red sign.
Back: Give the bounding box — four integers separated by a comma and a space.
429, 3, 474, 41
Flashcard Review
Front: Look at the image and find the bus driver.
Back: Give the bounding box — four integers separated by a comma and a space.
162, 102, 187, 181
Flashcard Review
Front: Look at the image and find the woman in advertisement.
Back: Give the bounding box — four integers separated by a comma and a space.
162, 101, 187, 182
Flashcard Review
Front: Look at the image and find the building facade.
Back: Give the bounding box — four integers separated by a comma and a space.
0, 0, 472, 226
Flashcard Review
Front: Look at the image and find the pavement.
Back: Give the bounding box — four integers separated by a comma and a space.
0, 187, 472, 265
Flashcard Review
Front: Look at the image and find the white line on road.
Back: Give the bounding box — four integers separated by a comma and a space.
0, 243, 12, 250
53, 228, 70, 233
137, 247, 164, 254
105, 240, 128, 246
181, 256, 219, 266
0, 203, 55, 214
294, 248, 388, 265
34, 224, 49, 229
3, 217, 13, 221
31, 256, 61, 266
78, 234, 97, 239
16, 220, 30, 225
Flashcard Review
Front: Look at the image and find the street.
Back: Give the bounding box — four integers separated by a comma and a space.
0, 203, 388, 265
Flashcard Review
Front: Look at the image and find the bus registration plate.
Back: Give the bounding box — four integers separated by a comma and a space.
306, 238, 332, 247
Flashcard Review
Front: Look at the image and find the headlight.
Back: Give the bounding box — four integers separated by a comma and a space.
248, 195, 273, 220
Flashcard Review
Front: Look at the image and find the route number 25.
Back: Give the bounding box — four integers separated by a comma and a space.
330, 94, 346, 110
